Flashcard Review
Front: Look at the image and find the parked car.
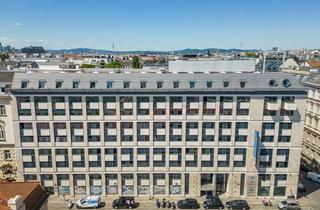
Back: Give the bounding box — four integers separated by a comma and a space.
112, 196, 137, 209
300, 163, 311, 172
306, 172, 320, 184
177, 198, 200, 209
278, 199, 301, 210
225, 200, 249, 209
76, 196, 101, 209
203, 196, 224, 209
298, 182, 306, 193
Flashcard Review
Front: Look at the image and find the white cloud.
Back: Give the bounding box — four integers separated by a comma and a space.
14, 22, 22, 27
0, 36, 17, 44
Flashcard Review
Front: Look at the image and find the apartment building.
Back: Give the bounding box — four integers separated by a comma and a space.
302, 77, 320, 172
10, 72, 306, 199
0, 72, 17, 180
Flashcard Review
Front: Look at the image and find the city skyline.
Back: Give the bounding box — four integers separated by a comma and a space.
1, 0, 320, 51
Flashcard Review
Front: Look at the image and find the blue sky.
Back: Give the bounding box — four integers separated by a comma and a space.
0, 0, 320, 50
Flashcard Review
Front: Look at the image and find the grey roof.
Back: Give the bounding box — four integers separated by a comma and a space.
11, 72, 306, 94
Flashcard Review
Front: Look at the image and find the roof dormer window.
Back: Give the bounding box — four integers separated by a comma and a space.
240, 81, 246, 88
173, 81, 179, 89
223, 81, 229, 88
207, 81, 213, 88
107, 81, 113, 89
140, 81, 147, 89
157, 81, 163, 89
189, 81, 196, 89
73, 80, 80, 89
38, 80, 46, 89
55, 80, 63, 89
21, 80, 29, 88
90, 81, 96, 89
124, 81, 130, 89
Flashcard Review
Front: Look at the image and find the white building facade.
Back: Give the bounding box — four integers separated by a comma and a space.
11, 72, 305, 199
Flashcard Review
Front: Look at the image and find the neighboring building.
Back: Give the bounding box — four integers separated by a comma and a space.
280, 58, 299, 70
0, 72, 17, 181
168, 59, 256, 73
11, 72, 305, 199
0, 182, 48, 210
21, 46, 45, 54
302, 76, 320, 172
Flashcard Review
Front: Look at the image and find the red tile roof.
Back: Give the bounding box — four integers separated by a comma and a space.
307, 60, 320, 68
0, 182, 48, 210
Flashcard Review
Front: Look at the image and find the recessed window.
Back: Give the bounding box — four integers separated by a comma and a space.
207, 81, 213, 88
21, 80, 28, 88
38, 80, 46, 89
173, 81, 179, 88
240, 81, 246, 88
140, 81, 147, 89
107, 81, 113, 89
73, 80, 80, 89
90, 81, 96, 89
4, 150, 11, 160
223, 81, 229, 88
124, 81, 130, 89
157, 81, 163, 89
0, 86, 5, 93
56, 81, 63, 88
189, 81, 196, 89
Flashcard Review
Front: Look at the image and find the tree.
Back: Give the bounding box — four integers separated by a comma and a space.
0, 163, 16, 181
105, 60, 123, 68
132, 56, 141, 69
0, 53, 9, 62
80, 64, 96, 68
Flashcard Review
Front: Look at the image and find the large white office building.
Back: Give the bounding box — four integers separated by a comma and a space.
10, 71, 306, 199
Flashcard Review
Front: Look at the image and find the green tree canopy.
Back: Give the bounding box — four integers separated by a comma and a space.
0, 53, 9, 62
80, 63, 96, 68
132, 56, 141, 69
105, 60, 123, 68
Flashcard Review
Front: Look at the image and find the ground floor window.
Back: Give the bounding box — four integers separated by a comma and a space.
122, 174, 134, 195
169, 173, 181, 195
258, 174, 271, 196
274, 174, 287, 196
154, 173, 166, 195
106, 174, 118, 195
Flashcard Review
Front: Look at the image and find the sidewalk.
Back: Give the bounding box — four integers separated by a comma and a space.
48, 195, 317, 210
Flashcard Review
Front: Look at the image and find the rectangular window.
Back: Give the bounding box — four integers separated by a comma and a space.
157, 81, 163, 89
240, 81, 246, 88
218, 148, 230, 167
38, 80, 46, 88
124, 81, 130, 89
73, 80, 80, 88
90, 81, 96, 88
223, 81, 229, 88
107, 81, 113, 89
140, 81, 147, 89
206, 81, 213, 88
21, 80, 28, 88
261, 123, 275, 142
189, 81, 196, 88
56, 80, 63, 88
4, 150, 11, 160
234, 148, 247, 167
173, 81, 179, 88
0, 105, 6, 115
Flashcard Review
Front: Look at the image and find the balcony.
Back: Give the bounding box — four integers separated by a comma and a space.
239, 102, 250, 109
106, 102, 116, 109
266, 102, 279, 110
221, 129, 232, 136
156, 102, 166, 109
72, 102, 82, 109
105, 154, 115, 161
189, 102, 199, 109
205, 129, 215, 136
223, 102, 233, 109
89, 102, 99, 109
283, 102, 297, 111
189, 128, 198, 135
201, 154, 211, 161
281, 129, 292, 136
55, 102, 65, 109
139, 102, 149, 109
238, 129, 248, 136
20, 102, 31, 109
186, 154, 195, 161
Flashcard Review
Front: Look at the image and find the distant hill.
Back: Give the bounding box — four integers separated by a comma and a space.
47, 47, 259, 55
